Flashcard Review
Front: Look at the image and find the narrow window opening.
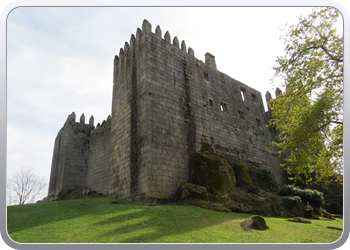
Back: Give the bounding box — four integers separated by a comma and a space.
256, 118, 262, 127
241, 91, 245, 101
238, 110, 245, 119
203, 72, 209, 81
252, 93, 258, 102
209, 99, 213, 106
240, 87, 247, 101
220, 102, 227, 112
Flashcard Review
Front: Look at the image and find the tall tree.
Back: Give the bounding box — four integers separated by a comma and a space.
7, 166, 48, 205
269, 7, 343, 187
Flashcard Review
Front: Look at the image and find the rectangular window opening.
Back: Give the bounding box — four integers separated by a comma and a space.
240, 87, 247, 101
256, 118, 262, 127
220, 102, 227, 112
252, 93, 258, 102
209, 99, 213, 106
238, 110, 245, 119
204, 72, 209, 81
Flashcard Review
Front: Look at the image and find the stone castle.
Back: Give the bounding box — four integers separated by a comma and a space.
47, 19, 283, 202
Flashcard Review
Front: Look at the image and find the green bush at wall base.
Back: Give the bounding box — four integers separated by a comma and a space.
278, 185, 324, 207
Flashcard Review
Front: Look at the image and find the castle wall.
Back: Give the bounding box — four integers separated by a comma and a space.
48, 125, 67, 194
190, 61, 283, 181
48, 113, 92, 195
86, 117, 111, 195
108, 24, 151, 200
143, 23, 197, 199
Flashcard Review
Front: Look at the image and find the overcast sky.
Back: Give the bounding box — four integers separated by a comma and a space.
5, 5, 344, 200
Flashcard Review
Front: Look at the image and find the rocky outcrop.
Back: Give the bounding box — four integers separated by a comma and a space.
190, 153, 236, 196
176, 152, 328, 219
174, 183, 209, 201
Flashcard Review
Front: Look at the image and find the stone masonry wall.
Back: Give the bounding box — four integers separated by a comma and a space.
48, 112, 93, 195
108, 23, 151, 201
86, 116, 111, 194
143, 22, 196, 199
129, 20, 284, 195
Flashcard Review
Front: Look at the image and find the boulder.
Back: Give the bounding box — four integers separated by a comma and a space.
240, 215, 269, 231
175, 183, 209, 201
233, 161, 257, 187
190, 152, 236, 195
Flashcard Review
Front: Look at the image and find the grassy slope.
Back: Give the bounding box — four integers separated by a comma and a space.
7, 197, 343, 243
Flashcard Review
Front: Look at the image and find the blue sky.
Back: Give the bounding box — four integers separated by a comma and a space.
5, 5, 344, 200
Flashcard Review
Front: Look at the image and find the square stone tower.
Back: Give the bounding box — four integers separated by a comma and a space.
47, 19, 283, 203
107, 19, 283, 201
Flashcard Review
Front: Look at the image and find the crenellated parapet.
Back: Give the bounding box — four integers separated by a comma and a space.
93, 115, 111, 132
114, 19, 219, 85
63, 112, 94, 127
265, 87, 284, 109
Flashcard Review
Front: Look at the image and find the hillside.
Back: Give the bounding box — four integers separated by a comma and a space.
7, 197, 343, 243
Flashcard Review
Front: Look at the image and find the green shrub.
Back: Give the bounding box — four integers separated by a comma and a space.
325, 202, 343, 215
278, 185, 324, 207
277, 185, 294, 196
282, 196, 302, 206
258, 169, 280, 190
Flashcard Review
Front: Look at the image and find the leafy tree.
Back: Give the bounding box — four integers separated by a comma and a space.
269, 7, 343, 187
7, 166, 48, 205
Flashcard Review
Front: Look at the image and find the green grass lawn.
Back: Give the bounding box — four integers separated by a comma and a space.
7, 197, 343, 243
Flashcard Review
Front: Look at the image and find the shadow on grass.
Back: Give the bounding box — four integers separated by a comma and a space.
7, 197, 249, 243
7, 197, 130, 234
92, 204, 247, 243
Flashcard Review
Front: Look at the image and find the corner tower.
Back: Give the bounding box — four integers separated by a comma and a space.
109, 20, 192, 201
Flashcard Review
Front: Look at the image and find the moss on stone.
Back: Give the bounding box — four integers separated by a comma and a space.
240, 215, 269, 231
190, 152, 236, 196
66, 190, 84, 200
174, 183, 209, 201
233, 161, 258, 187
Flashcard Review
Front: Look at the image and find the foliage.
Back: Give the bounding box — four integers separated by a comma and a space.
269, 7, 343, 187
282, 196, 302, 206
278, 185, 324, 207
324, 202, 343, 215
257, 169, 280, 190
7, 166, 47, 205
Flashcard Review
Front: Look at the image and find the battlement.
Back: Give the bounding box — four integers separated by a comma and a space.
64, 112, 94, 127
114, 19, 202, 80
